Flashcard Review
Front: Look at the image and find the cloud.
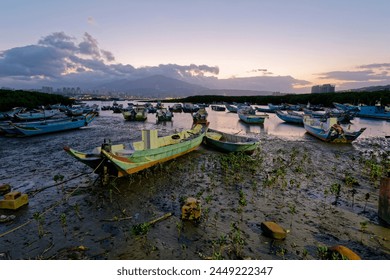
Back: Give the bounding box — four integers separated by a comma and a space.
0, 31, 310, 93
317, 70, 377, 81
357, 63, 390, 70
317, 64, 390, 82
315, 63, 390, 91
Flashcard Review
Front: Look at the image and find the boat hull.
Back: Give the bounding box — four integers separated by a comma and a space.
64, 124, 208, 177
238, 113, 267, 124
11, 112, 97, 136
275, 110, 303, 124
204, 128, 259, 154
303, 116, 365, 143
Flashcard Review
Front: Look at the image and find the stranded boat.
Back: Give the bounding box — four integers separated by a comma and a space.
204, 128, 260, 154
64, 123, 209, 177
303, 115, 366, 143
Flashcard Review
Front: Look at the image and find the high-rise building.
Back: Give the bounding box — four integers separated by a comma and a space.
311, 84, 335, 93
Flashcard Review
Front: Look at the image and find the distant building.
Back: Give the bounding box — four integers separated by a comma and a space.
311, 84, 335, 94
41, 86, 53, 93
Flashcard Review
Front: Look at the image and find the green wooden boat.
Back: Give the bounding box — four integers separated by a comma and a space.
64, 123, 208, 177
204, 128, 260, 154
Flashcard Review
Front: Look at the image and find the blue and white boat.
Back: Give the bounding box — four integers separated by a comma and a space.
14, 109, 58, 121
275, 110, 304, 124
238, 106, 268, 124
225, 104, 239, 113
333, 102, 360, 112
303, 115, 366, 143
204, 128, 260, 154
10, 112, 97, 136
0, 107, 25, 121
268, 103, 286, 112
357, 102, 390, 120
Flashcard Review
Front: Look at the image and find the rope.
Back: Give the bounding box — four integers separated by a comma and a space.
0, 158, 107, 239
28, 158, 106, 197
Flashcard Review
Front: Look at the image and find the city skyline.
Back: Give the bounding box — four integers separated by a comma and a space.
1, 0, 390, 94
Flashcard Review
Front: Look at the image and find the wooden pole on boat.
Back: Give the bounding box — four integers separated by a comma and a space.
379, 177, 390, 225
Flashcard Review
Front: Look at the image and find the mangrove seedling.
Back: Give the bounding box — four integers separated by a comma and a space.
53, 174, 65, 192
73, 203, 83, 220
317, 245, 329, 260
132, 213, 172, 236
359, 221, 368, 244
350, 188, 357, 208
60, 213, 67, 235
33, 212, 44, 238
288, 203, 296, 229
238, 189, 247, 206
228, 223, 245, 259
363, 193, 370, 212
330, 183, 341, 206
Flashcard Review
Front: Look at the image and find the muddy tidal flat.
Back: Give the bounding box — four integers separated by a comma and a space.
0, 104, 389, 260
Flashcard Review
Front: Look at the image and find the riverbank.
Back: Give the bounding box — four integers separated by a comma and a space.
0, 132, 389, 260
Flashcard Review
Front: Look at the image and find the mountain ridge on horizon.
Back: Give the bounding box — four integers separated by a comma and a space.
97, 74, 274, 97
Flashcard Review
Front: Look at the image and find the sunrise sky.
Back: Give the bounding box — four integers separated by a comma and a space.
1, 0, 390, 93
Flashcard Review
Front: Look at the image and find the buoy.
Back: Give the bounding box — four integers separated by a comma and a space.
261, 221, 287, 240
181, 197, 201, 221
0, 191, 28, 210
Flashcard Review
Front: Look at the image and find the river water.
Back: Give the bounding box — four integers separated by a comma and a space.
0, 101, 389, 260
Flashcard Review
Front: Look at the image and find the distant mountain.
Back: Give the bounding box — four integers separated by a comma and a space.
98, 75, 208, 97
351, 84, 390, 92
198, 89, 273, 96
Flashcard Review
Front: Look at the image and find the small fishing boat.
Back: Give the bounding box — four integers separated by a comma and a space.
238, 106, 268, 124
64, 123, 209, 177
204, 128, 260, 154
225, 104, 239, 113
275, 110, 304, 124
192, 108, 208, 125
10, 112, 97, 136
13, 109, 58, 121
156, 108, 173, 122
356, 101, 390, 120
333, 102, 360, 113
268, 103, 286, 112
211, 105, 226, 111
303, 115, 366, 143
169, 104, 183, 113
122, 106, 148, 121
182, 103, 199, 113
0, 107, 25, 121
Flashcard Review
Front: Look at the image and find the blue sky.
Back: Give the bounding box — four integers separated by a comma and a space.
1, 0, 390, 93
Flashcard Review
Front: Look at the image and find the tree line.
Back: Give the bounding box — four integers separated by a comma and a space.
176, 91, 390, 107
0, 89, 73, 111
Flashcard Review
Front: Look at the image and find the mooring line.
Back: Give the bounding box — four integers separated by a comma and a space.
0, 179, 85, 239
0, 159, 107, 239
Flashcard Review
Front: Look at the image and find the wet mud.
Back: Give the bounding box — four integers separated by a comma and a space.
0, 111, 389, 260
